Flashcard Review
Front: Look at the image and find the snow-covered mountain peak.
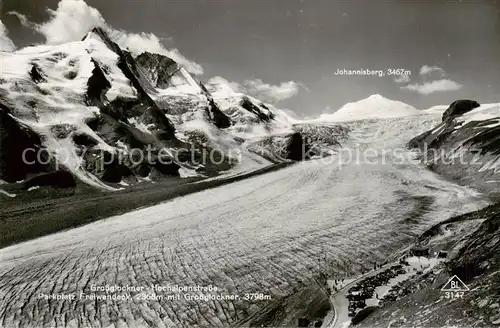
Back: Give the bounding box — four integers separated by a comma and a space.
366, 93, 385, 100
316, 94, 419, 122
1, 27, 345, 191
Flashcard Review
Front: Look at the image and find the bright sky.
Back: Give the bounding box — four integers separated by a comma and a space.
2, 0, 500, 116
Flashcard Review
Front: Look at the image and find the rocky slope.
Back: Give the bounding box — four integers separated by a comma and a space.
357, 202, 500, 328
341, 101, 500, 326
0, 27, 343, 193
408, 100, 500, 197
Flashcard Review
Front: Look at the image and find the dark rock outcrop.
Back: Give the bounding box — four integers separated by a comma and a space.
87, 27, 177, 139
447, 212, 500, 282
23, 171, 76, 189
407, 122, 454, 151
409, 100, 484, 151
85, 59, 111, 107
207, 98, 231, 129
135, 52, 179, 89
104, 97, 145, 120
442, 99, 480, 122
247, 124, 345, 164
0, 105, 48, 182
240, 96, 275, 122
286, 132, 308, 161
72, 133, 98, 147
294, 123, 347, 157
100, 162, 134, 183
29, 64, 45, 83
82, 149, 137, 184
196, 82, 232, 129
244, 283, 330, 328
153, 160, 181, 176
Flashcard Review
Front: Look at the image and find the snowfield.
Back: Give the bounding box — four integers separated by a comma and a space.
315, 94, 420, 122
0, 115, 489, 328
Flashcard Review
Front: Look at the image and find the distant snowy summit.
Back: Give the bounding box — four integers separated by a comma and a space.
316, 94, 419, 122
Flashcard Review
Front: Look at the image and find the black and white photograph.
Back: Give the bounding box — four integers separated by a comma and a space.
1, 0, 500, 327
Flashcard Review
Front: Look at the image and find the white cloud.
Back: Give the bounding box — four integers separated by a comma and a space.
206, 76, 241, 92
8, 0, 203, 75
399, 65, 462, 95
207, 77, 302, 103
420, 65, 445, 76
393, 74, 410, 84
401, 79, 463, 95
242, 79, 300, 102
115, 32, 203, 75
0, 20, 16, 51
34, 0, 106, 44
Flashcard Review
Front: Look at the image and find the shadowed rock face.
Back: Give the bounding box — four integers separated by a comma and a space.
247, 124, 346, 164
29, 64, 45, 84
100, 162, 135, 183
134, 51, 231, 129
408, 100, 500, 196
0, 105, 48, 183
85, 59, 111, 107
442, 99, 480, 122
90, 27, 177, 139
153, 161, 181, 176
240, 96, 275, 122
23, 171, 76, 189
72, 133, 98, 147
448, 213, 500, 282
206, 97, 231, 129
135, 52, 179, 89
286, 132, 308, 161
